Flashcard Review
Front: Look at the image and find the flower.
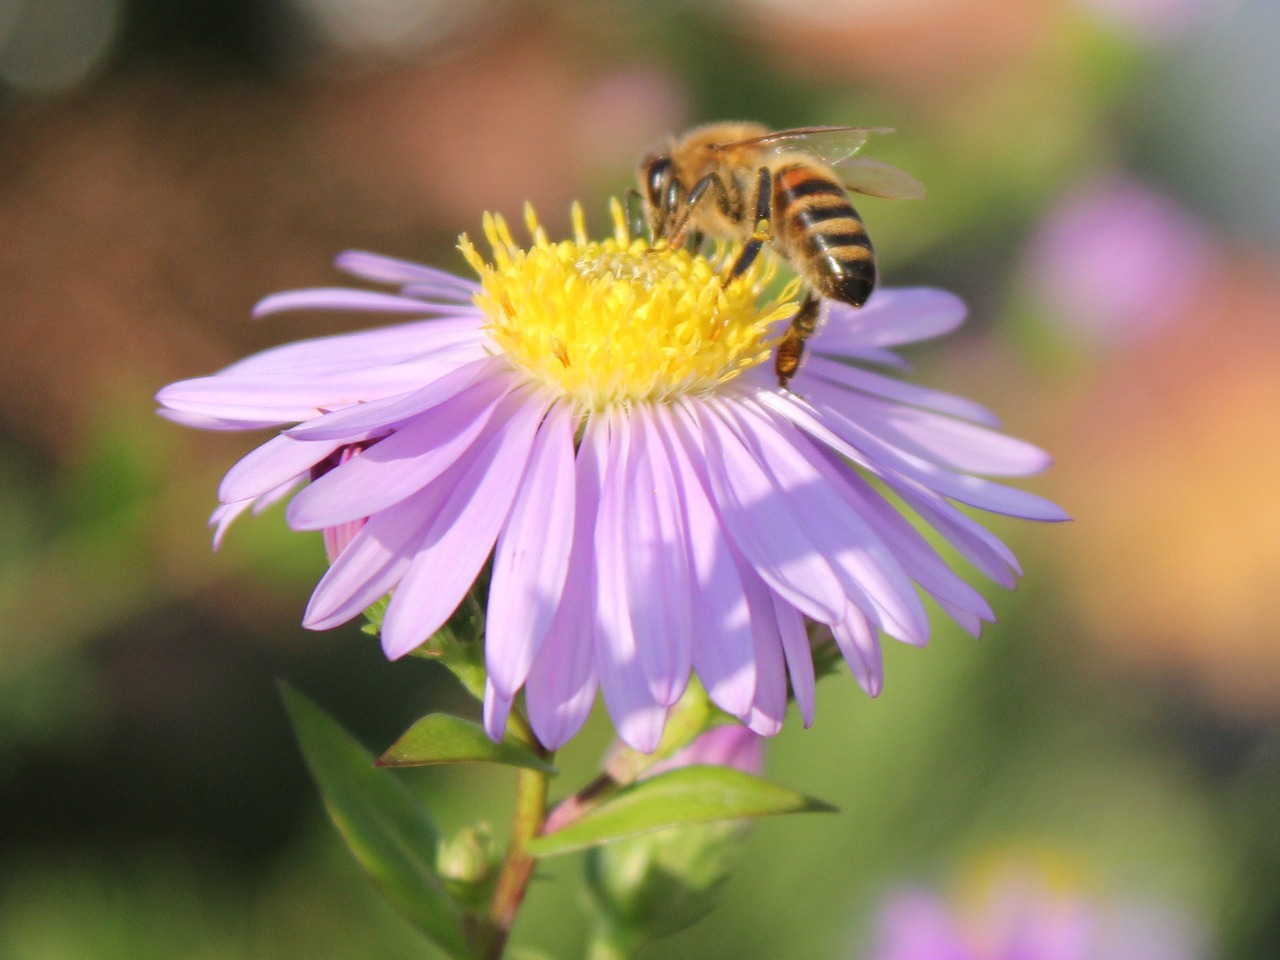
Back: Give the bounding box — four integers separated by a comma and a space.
157, 201, 1065, 753
645, 723, 767, 779
1022, 177, 1212, 348
870, 867, 1209, 960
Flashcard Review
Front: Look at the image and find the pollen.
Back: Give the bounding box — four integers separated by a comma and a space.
459, 200, 799, 409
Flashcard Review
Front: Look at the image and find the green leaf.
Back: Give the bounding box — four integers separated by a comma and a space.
525, 766, 836, 858
378, 713, 557, 773
279, 685, 470, 959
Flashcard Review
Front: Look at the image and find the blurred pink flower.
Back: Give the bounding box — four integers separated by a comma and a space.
872, 872, 1208, 960
1023, 177, 1212, 347
646, 724, 766, 779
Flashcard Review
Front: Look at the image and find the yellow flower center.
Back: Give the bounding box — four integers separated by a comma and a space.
459, 200, 799, 409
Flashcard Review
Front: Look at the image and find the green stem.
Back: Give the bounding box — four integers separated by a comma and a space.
476, 763, 551, 959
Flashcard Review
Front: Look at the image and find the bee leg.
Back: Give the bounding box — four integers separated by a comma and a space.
725, 166, 774, 284
662, 177, 685, 241
775, 290, 820, 389
668, 173, 734, 248
623, 188, 647, 241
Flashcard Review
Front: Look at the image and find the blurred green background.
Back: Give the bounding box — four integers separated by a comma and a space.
1, 0, 1277, 956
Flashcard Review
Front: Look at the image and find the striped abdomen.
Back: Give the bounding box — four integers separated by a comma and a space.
773, 162, 876, 307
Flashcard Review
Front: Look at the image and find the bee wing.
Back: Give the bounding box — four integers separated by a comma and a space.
835, 157, 927, 200
724, 125, 895, 165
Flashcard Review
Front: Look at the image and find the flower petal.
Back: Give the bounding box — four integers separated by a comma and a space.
812, 446, 996, 625
523, 420, 605, 750
302, 487, 445, 630
831, 603, 884, 697
772, 591, 815, 726
283, 357, 500, 441
678, 399, 847, 624
286, 372, 517, 529
623, 410, 694, 707
253, 288, 471, 319
592, 410, 667, 753
770, 388, 1069, 522
335, 250, 480, 300
722, 398, 930, 645
740, 560, 789, 737
806, 383, 1050, 477
485, 401, 577, 700
651, 404, 757, 719
219, 433, 346, 504
803, 354, 1000, 427
223, 316, 485, 377
894, 483, 1023, 588
380, 390, 550, 659
814, 288, 968, 355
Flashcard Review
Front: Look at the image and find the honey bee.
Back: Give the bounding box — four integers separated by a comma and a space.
639, 122, 925, 388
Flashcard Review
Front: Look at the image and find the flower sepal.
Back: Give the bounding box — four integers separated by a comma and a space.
364, 587, 489, 705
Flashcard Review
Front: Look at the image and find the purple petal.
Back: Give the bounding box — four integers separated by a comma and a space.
219, 433, 346, 504
894, 483, 1023, 588
485, 402, 577, 701
678, 399, 847, 624
482, 681, 516, 742
302, 487, 445, 630
284, 357, 500, 441
157, 408, 273, 431
253, 288, 472, 319
650, 404, 757, 719
812, 387, 1051, 477
623, 410, 694, 707
803, 354, 1000, 427
832, 603, 884, 697
380, 390, 550, 659
335, 250, 480, 299
722, 398, 930, 645
769, 388, 1069, 522
772, 591, 815, 726
592, 411, 668, 753
222, 316, 485, 377
740, 560, 789, 737
286, 372, 517, 529
523, 419, 606, 750
822, 452, 997, 625
210, 498, 255, 550
814, 288, 968, 355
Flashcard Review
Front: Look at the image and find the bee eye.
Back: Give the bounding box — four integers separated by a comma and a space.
646, 157, 672, 206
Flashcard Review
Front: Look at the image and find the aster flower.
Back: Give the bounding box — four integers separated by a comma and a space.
157, 201, 1065, 753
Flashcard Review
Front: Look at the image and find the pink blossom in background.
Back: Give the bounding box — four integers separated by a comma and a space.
1023, 177, 1212, 347
871, 870, 1209, 960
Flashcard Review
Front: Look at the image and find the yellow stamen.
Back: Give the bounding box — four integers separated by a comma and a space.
460, 201, 799, 409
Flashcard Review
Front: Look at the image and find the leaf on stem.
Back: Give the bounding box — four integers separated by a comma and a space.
525, 765, 836, 858
280, 684, 471, 959
378, 713, 557, 773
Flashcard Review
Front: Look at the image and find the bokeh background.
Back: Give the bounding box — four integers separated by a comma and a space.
2, 0, 1277, 957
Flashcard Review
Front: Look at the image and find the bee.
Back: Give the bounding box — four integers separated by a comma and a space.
638, 122, 925, 388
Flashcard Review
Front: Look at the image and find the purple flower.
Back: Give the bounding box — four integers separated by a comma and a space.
870, 873, 1208, 960
157, 204, 1065, 752
1023, 177, 1212, 347
646, 724, 767, 779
